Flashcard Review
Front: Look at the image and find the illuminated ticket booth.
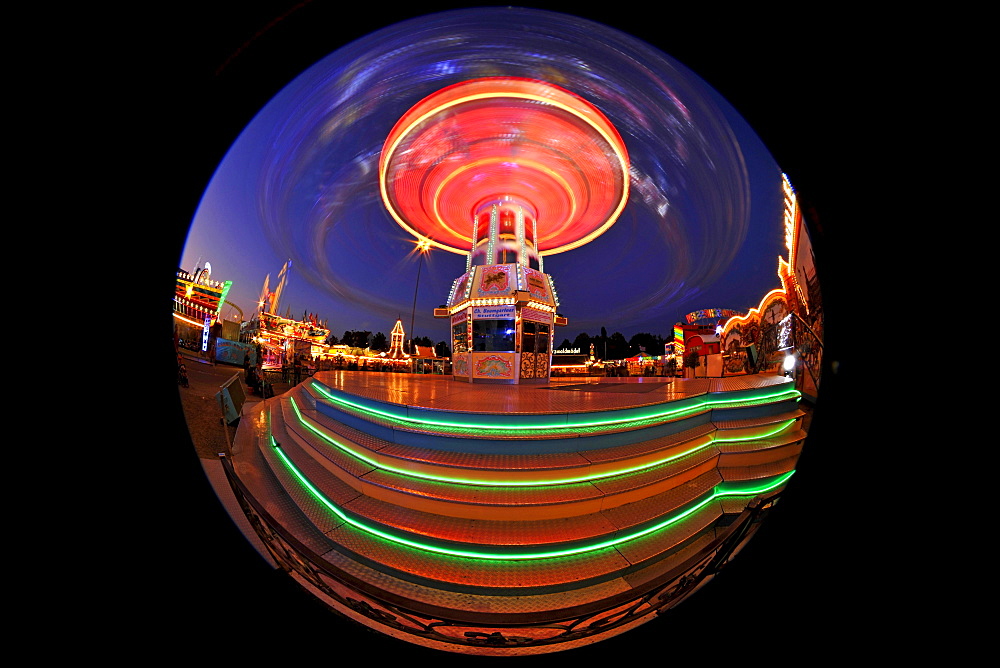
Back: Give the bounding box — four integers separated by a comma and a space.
441, 254, 561, 383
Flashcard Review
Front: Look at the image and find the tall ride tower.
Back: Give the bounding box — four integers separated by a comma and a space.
380, 77, 629, 383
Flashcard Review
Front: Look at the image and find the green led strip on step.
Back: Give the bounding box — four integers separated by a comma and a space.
310, 381, 800, 435
289, 395, 796, 488
268, 429, 795, 561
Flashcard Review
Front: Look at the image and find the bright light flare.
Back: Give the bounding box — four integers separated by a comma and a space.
783, 353, 796, 373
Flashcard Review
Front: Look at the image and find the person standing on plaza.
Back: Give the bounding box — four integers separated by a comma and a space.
207, 320, 222, 366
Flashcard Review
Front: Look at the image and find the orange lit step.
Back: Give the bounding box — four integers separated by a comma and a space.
261, 402, 726, 548
284, 384, 723, 485
271, 407, 723, 522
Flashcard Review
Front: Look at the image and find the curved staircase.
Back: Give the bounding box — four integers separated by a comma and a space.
225, 371, 805, 655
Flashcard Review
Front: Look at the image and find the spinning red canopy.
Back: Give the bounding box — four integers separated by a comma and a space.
379, 77, 629, 256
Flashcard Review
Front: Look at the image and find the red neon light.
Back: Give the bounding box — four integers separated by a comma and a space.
380, 77, 629, 256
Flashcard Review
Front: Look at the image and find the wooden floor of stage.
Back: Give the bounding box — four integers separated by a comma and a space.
306, 369, 795, 416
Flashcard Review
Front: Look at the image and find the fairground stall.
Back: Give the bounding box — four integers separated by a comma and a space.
624, 352, 662, 376
550, 343, 602, 376
672, 311, 738, 378
242, 311, 330, 369
173, 263, 248, 364
410, 343, 450, 374
240, 261, 331, 369
718, 174, 824, 400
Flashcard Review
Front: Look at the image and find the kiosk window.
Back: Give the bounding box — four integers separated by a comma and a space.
473, 319, 516, 352
522, 321, 549, 354
522, 322, 536, 355
537, 324, 549, 353
452, 321, 469, 353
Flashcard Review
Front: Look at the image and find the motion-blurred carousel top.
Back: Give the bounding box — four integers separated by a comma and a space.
380, 77, 630, 383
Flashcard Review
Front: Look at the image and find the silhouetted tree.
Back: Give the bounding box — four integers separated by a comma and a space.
607, 332, 628, 359
629, 332, 665, 355
341, 330, 373, 348
371, 332, 387, 351
595, 327, 609, 360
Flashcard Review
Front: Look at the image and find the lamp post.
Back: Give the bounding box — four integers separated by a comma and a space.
409, 238, 432, 355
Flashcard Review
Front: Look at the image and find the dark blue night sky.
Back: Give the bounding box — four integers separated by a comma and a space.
179, 6, 789, 346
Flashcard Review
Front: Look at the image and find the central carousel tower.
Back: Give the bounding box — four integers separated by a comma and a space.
379, 77, 629, 383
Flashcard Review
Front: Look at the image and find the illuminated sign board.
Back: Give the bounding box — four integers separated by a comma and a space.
521, 307, 551, 323
202, 316, 211, 352
685, 308, 741, 324
472, 305, 515, 319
